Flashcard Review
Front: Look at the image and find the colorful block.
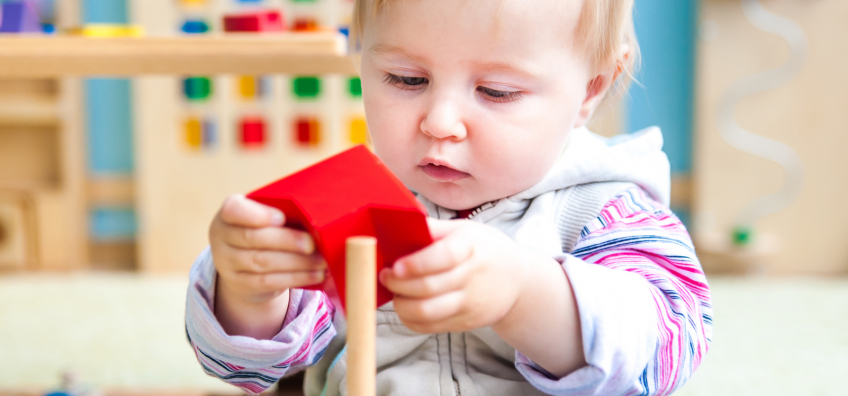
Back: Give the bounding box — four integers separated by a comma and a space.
181, 19, 210, 34
203, 119, 217, 147
185, 117, 203, 149
294, 116, 320, 146
0, 1, 43, 33
183, 77, 212, 101
348, 77, 362, 97
223, 10, 284, 33
292, 17, 318, 32
349, 117, 368, 145
240, 116, 267, 148
237, 75, 260, 99
237, 75, 271, 99
247, 145, 433, 311
178, 0, 209, 5
184, 116, 216, 150
293, 76, 321, 99
70, 24, 146, 37
257, 76, 270, 97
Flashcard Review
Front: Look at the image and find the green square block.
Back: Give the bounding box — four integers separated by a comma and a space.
293, 76, 321, 99
184, 77, 212, 101
348, 77, 362, 97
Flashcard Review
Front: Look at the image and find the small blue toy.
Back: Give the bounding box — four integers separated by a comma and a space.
42, 371, 103, 396
181, 19, 210, 34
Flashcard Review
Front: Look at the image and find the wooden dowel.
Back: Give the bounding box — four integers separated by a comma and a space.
345, 236, 377, 396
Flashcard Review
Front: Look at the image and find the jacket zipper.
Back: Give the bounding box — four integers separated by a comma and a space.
465, 201, 497, 220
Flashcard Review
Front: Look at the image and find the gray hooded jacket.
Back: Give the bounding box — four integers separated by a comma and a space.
302, 126, 671, 396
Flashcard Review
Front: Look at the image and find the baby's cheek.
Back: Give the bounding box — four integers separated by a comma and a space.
372, 145, 419, 193
477, 150, 541, 197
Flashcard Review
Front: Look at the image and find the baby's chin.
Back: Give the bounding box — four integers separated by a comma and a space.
416, 184, 497, 212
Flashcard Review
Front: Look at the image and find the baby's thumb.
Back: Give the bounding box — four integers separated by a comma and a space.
426, 217, 464, 240
220, 194, 285, 227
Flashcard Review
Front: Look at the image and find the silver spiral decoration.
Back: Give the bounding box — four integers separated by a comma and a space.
716, 0, 807, 242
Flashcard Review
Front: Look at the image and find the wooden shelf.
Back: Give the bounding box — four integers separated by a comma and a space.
0, 97, 60, 126
0, 33, 357, 77
0, 181, 59, 193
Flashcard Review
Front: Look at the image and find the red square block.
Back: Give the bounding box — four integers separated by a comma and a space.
294, 116, 320, 146
240, 117, 266, 147
247, 145, 432, 311
224, 10, 285, 33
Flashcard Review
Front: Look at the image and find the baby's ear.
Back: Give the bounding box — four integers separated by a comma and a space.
573, 45, 632, 129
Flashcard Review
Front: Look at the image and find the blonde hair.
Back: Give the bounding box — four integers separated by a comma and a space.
351, 0, 639, 89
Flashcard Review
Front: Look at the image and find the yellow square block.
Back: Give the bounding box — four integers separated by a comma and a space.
184, 117, 202, 149
349, 117, 368, 145
238, 76, 257, 100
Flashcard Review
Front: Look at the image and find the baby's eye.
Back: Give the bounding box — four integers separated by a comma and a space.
477, 86, 522, 103
384, 73, 429, 90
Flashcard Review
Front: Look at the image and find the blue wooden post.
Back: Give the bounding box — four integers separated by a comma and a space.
83, 0, 137, 242
625, 0, 699, 224
626, 0, 699, 175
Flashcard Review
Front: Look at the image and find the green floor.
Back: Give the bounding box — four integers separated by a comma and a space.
677, 276, 848, 396
1, 274, 847, 395
0, 274, 236, 394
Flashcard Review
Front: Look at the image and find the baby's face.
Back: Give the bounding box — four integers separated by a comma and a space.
360, 0, 594, 210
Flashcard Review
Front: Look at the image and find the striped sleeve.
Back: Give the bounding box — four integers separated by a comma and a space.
184, 247, 337, 394
515, 187, 712, 396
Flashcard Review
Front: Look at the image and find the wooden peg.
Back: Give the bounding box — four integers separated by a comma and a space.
345, 236, 377, 396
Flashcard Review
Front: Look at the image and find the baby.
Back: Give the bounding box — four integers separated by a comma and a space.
185, 0, 712, 395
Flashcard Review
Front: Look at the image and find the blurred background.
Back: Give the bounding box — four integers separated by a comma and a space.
0, 0, 846, 395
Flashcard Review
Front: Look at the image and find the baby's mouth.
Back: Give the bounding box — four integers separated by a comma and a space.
420, 163, 470, 182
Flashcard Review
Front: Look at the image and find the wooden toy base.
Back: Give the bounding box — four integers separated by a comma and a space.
695, 231, 777, 275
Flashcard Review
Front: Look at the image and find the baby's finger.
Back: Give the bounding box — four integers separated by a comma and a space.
426, 218, 465, 240
224, 224, 315, 254
380, 264, 470, 298
219, 194, 285, 228
393, 236, 472, 278
393, 292, 464, 330
236, 270, 326, 293
228, 245, 326, 273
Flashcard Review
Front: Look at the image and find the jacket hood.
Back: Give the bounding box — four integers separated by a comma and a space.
417, 126, 670, 221
512, 126, 671, 206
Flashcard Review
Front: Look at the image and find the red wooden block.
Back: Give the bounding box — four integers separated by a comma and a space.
223, 10, 285, 33
240, 116, 266, 147
247, 145, 432, 312
294, 116, 319, 146
292, 17, 318, 32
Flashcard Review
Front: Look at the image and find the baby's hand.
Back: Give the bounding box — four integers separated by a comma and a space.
379, 218, 530, 334
209, 194, 327, 309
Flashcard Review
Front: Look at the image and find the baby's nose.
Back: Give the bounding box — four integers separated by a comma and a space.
420, 99, 467, 141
